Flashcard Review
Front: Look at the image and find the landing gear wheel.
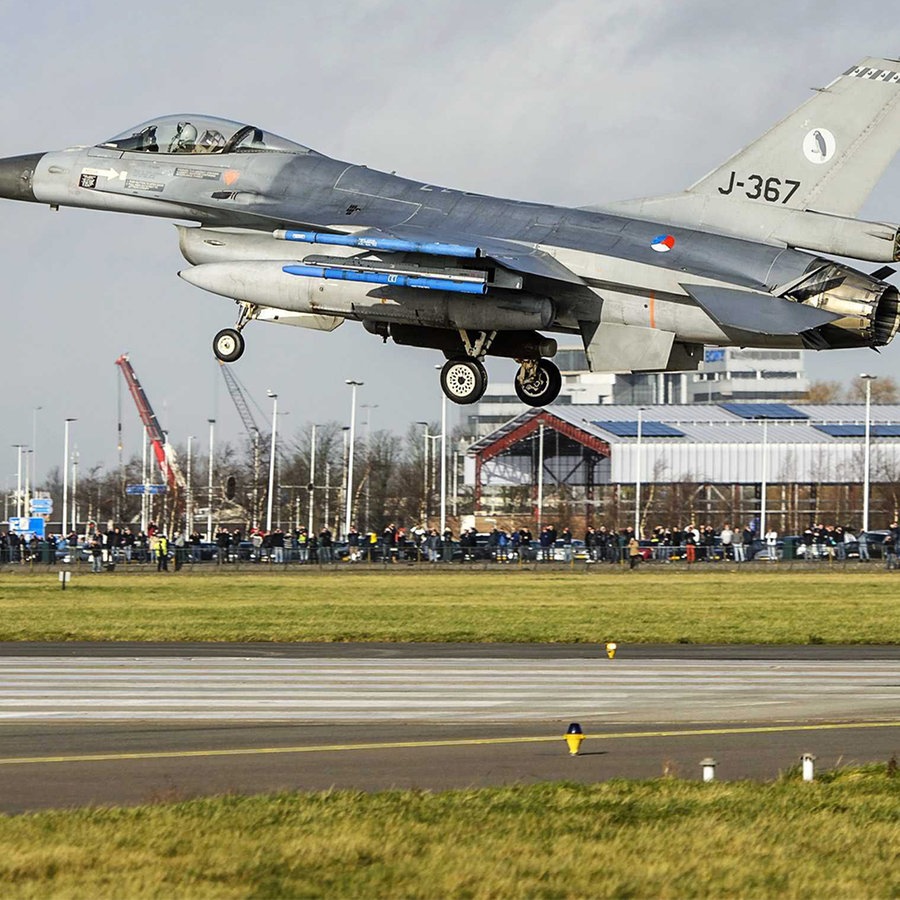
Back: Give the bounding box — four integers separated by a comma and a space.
440, 357, 488, 405
515, 359, 562, 407
213, 328, 245, 363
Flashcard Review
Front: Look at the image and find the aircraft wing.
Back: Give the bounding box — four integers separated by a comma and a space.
682, 284, 842, 335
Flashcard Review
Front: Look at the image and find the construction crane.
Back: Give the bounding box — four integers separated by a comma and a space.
115, 354, 186, 494
218, 360, 269, 527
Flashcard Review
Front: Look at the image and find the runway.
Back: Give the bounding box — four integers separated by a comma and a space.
0, 643, 897, 812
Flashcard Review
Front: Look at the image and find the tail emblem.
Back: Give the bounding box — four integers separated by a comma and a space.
803, 128, 836, 165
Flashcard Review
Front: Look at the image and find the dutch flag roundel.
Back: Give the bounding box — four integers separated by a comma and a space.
650, 234, 676, 253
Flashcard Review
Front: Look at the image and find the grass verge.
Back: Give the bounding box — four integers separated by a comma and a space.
1, 768, 898, 898
0, 568, 898, 643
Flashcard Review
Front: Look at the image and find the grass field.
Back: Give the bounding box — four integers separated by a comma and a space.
1, 768, 898, 898
0, 567, 897, 644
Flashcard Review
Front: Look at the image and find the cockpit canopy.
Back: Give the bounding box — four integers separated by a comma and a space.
100, 115, 314, 156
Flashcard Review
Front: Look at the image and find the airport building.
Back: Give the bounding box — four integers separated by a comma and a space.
466, 402, 900, 532
465, 348, 809, 437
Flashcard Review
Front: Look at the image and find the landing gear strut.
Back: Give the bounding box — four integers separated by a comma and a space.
213, 302, 258, 363
514, 358, 562, 407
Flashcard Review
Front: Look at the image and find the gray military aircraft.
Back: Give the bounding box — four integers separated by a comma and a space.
2, 56, 900, 406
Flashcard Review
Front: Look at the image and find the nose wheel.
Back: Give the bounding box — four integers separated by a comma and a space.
440, 358, 488, 404
514, 359, 562, 407
213, 328, 245, 363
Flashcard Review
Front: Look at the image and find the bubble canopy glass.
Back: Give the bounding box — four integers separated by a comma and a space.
100, 115, 313, 155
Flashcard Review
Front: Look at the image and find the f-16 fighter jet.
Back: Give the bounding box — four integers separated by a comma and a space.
1, 57, 899, 406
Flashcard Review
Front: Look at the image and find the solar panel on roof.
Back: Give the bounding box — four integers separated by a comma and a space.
719, 402, 809, 420
815, 424, 900, 438
593, 421, 686, 438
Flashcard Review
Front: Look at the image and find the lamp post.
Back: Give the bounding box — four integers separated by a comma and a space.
361, 404, 378, 531
186, 435, 195, 536
345, 380, 363, 537
760, 417, 769, 542
62, 419, 76, 538
207, 419, 215, 540
71, 449, 79, 533
416, 420, 430, 523
266, 392, 278, 532
537, 422, 545, 530
861, 373, 878, 532
32, 406, 42, 498
12, 445, 25, 519
634, 407, 644, 538
308, 424, 317, 536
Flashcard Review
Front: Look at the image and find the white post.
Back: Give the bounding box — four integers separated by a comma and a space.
207, 419, 215, 540
14, 445, 24, 518
760, 418, 768, 541
308, 424, 317, 536
861, 374, 877, 533
186, 435, 194, 535
71, 450, 78, 533
345, 380, 362, 537
62, 419, 76, 538
701, 758, 717, 782
31, 406, 41, 500
266, 392, 278, 532
634, 408, 644, 539
440, 391, 447, 535
801, 752, 816, 782
537, 421, 545, 530
141, 429, 148, 534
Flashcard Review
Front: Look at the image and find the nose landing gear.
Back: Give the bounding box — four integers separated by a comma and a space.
213, 301, 258, 363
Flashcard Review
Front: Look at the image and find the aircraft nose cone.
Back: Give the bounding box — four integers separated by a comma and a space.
0, 152, 43, 202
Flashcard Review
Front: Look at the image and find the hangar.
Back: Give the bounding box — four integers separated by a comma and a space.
467, 403, 900, 532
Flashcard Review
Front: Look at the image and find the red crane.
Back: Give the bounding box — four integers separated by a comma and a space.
115, 354, 185, 492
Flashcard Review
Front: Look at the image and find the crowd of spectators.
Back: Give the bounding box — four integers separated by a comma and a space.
1, 519, 898, 569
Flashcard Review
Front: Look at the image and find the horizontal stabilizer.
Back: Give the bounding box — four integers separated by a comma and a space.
683, 284, 841, 335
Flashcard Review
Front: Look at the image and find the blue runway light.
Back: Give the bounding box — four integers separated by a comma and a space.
275, 229, 482, 259
283, 264, 488, 294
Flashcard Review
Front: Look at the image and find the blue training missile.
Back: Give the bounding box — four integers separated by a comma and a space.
282, 264, 488, 294
274, 229, 482, 259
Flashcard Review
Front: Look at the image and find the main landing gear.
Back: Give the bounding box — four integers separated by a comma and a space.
213, 302, 258, 363
438, 330, 562, 407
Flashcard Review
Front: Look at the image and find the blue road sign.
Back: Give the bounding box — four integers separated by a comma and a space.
9, 517, 45, 538
125, 484, 167, 495
30, 498, 53, 514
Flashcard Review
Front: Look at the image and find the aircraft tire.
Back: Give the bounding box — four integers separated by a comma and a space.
440, 357, 488, 405
213, 328, 245, 363
514, 358, 562, 407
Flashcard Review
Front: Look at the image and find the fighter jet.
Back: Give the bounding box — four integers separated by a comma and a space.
2, 56, 900, 406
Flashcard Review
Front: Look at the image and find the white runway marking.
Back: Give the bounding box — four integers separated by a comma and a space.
1, 658, 898, 722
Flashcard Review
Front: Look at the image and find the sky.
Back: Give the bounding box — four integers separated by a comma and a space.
3, 0, 900, 484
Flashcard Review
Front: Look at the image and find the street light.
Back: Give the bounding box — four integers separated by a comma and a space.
361, 404, 378, 530
12, 445, 26, 519
415, 420, 430, 523
634, 408, 645, 538
62, 419, 77, 538
266, 392, 278, 532
760, 417, 769, 542
433, 364, 448, 535
861, 373, 878, 532
207, 419, 215, 539
32, 406, 42, 498
186, 435, 195, 535
345, 380, 363, 537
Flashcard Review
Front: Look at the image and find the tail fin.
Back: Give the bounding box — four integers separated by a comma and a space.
688, 57, 900, 217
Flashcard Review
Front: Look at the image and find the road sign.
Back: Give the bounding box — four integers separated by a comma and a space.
9, 517, 46, 538
125, 484, 167, 495
30, 498, 53, 514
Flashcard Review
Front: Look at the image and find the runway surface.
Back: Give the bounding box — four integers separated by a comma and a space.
0, 643, 897, 812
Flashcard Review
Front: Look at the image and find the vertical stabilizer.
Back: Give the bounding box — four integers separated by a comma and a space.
688, 58, 900, 217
